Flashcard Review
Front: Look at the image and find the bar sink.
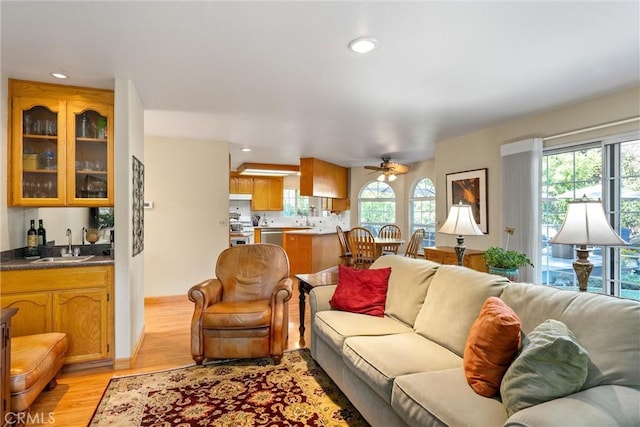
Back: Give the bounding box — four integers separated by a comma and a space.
32, 255, 95, 264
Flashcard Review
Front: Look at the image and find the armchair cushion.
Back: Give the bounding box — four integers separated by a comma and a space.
202, 299, 271, 329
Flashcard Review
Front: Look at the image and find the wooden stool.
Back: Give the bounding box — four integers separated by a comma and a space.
10, 333, 68, 420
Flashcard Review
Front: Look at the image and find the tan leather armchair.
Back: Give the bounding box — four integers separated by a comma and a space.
188, 244, 293, 364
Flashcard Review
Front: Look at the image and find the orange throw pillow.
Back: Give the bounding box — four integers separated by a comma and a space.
463, 296, 522, 397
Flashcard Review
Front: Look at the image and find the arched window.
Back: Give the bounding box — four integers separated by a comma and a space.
359, 181, 396, 235
409, 178, 436, 250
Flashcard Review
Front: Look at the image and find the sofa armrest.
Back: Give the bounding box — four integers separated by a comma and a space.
309, 285, 337, 318
504, 385, 640, 427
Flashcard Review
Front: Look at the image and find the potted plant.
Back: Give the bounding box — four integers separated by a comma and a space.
483, 228, 534, 281
483, 247, 533, 281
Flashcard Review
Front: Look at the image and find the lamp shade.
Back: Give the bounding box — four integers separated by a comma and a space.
550, 199, 627, 246
439, 202, 483, 236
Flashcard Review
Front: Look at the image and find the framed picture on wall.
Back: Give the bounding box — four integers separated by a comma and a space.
446, 168, 488, 233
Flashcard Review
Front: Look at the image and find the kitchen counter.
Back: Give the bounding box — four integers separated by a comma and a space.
1, 244, 114, 271
253, 226, 313, 230
0, 255, 114, 271
282, 229, 341, 275
283, 228, 337, 235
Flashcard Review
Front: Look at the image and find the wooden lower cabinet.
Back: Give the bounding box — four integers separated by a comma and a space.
423, 246, 487, 272
0, 265, 114, 367
283, 232, 341, 276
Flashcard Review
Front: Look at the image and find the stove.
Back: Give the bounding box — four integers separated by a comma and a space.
229, 220, 254, 246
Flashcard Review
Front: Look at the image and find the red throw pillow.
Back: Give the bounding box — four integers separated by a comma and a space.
463, 296, 522, 397
329, 265, 392, 317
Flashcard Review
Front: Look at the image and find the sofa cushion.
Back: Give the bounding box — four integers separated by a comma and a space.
392, 368, 508, 427
500, 283, 640, 390
343, 333, 461, 403
501, 319, 589, 417
463, 296, 521, 397
505, 385, 640, 426
329, 265, 391, 317
414, 265, 510, 356
313, 310, 412, 355
370, 255, 440, 327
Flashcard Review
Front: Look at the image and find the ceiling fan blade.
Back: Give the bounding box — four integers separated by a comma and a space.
364, 165, 385, 171
388, 163, 410, 174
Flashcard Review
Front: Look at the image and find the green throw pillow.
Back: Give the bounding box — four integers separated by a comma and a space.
500, 319, 589, 417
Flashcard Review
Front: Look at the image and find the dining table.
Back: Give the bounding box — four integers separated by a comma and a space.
373, 237, 405, 257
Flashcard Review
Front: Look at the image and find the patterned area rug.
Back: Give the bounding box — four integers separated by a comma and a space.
89, 349, 368, 426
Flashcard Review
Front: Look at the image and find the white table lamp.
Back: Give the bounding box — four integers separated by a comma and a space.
439, 201, 484, 266
549, 196, 627, 291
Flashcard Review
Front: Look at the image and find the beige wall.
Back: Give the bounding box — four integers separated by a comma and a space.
143, 135, 229, 298
347, 86, 639, 251
434, 86, 640, 250
113, 78, 146, 360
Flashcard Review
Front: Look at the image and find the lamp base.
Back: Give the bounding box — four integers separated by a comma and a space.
573, 245, 594, 292
454, 235, 466, 266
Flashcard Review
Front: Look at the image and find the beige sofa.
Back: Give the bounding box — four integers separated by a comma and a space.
309, 255, 640, 426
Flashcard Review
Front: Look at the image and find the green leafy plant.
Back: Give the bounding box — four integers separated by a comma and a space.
483, 247, 534, 270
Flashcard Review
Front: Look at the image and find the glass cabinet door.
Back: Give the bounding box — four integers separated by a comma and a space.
67, 102, 114, 206
11, 97, 66, 205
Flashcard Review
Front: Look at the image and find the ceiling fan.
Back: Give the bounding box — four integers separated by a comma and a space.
364, 157, 410, 181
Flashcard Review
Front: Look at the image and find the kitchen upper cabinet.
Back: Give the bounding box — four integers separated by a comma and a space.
321, 197, 351, 213
252, 176, 283, 211
8, 79, 114, 207
300, 157, 349, 203
229, 173, 254, 194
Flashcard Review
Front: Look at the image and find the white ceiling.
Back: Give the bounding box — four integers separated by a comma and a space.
2, 1, 639, 170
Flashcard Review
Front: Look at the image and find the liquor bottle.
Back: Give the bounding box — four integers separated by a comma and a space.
26, 220, 38, 257
80, 114, 88, 137
37, 219, 47, 246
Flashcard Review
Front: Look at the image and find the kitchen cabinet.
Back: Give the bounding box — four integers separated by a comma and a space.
1, 308, 17, 427
423, 246, 487, 272
8, 79, 114, 207
321, 197, 350, 213
0, 265, 114, 367
300, 157, 348, 199
229, 173, 253, 194
282, 230, 342, 275
251, 176, 283, 211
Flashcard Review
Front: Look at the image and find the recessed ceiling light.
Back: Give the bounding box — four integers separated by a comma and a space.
241, 147, 251, 152
348, 37, 378, 54
50, 72, 69, 79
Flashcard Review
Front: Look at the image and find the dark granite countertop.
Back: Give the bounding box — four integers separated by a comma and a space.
1, 255, 114, 271
1, 244, 114, 271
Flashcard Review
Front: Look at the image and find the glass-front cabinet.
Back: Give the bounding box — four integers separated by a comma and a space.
67, 102, 113, 205
12, 97, 66, 205
8, 80, 114, 207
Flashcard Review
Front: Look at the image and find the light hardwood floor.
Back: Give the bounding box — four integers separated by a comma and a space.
27, 281, 311, 426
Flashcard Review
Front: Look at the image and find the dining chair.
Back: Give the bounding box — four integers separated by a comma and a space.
347, 227, 377, 269
404, 228, 426, 258
336, 225, 353, 266
378, 224, 402, 255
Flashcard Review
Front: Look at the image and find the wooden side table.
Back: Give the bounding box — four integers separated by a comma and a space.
1, 307, 18, 427
423, 246, 488, 272
295, 266, 338, 346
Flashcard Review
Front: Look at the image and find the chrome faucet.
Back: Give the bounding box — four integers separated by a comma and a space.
66, 228, 72, 254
